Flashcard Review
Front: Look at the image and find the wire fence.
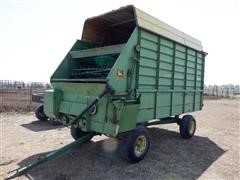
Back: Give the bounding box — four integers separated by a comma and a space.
0, 80, 50, 112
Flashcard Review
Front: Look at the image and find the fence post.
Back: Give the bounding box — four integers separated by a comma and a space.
29, 84, 32, 110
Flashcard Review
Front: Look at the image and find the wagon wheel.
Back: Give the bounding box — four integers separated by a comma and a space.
179, 115, 196, 139
35, 104, 48, 121
119, 125, 150, 163
70, 125, 94, 141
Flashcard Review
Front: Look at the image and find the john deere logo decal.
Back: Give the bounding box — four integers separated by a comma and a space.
116, 69, 124, 79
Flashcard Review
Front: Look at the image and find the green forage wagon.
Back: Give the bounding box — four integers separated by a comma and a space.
7, 5, 208, 179
42, 5, 207, 163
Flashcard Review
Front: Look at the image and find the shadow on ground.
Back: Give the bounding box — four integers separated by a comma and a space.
9, 128, 225, 180
21, 119, 63, 132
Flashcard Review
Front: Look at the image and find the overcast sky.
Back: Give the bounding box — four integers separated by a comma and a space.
0, 0, 239, 85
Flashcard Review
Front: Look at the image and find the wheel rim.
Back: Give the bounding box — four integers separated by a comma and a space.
188, 120, 195, 135
134, 135, 147, 157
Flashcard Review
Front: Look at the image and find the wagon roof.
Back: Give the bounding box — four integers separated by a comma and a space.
82, 5, 203, 51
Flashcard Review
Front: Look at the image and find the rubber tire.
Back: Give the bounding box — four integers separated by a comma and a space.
179, 115, 196, 139
120, 125, 150, 163
35, 104, 48, 121
70, 125, 94, 141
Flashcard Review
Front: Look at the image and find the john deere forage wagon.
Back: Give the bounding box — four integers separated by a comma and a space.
6, 5, 207, 179
42, 5, 208, 162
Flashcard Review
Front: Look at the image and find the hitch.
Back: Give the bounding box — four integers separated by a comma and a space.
5, 133, 94, 180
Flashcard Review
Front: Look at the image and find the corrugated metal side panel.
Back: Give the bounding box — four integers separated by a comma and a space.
135, 8, 203, 51
138, 29, 204, 122
137, 30, 158, 120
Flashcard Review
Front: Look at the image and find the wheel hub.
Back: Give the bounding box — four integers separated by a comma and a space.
188, 120, 195, 135
134, 135, 147, 157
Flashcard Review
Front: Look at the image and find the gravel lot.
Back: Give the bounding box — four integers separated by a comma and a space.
1, 99, 239, 180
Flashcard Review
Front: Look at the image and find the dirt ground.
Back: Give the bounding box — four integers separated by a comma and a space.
0, 89, 45, 112
1, 99, 239, 180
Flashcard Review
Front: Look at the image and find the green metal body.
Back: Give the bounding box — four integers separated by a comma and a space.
44, 6, 206, 137
137, 30, 205, 122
